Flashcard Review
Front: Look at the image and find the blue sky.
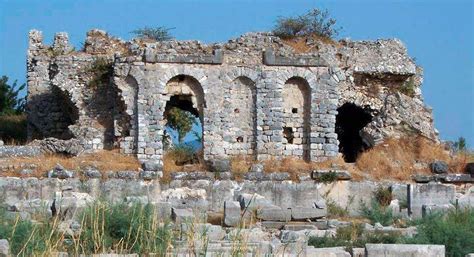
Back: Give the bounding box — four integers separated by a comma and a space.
0, 0, 472, 146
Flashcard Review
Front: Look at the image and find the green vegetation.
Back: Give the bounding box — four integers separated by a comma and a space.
407, 208, 474, 257
0, 75, 25, 115
0, 114, 27, 144
319, 171, 338, 184
272, 8, 341, 39
310, 208, 474, 257
308, 224, 403, 253
399, 77, 416, 97
0, 75, 27, 143
131, 26, 174, 41
166, 107, 198, 143
360, 200, 394, 226
0, 202, 174, 256
374, 186, 392, 207
86, 58, 113, 89
326, 198, 349, 218
453, 136, 467, 152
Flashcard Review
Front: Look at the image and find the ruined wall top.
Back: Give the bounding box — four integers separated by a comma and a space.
27, 29, 417, 75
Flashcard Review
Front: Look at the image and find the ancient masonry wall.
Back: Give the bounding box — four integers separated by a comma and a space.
26, 29, 438, 167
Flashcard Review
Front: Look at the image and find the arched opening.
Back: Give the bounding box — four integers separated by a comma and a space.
229, 76, 257, 158
50, 85, 79, 140
335, 103, 373, 163
162, 75, 204, 165
282, 77, 311, 161
115, 76, 139, 154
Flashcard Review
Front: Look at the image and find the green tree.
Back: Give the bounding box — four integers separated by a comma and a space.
131, 26, 174, 41
166, 107, 196, 143
0, 75, 26, 115
272, 8, 341, 39
453, 137, 467, 152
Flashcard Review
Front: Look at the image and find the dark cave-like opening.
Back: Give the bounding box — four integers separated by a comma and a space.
336, 103, 373, 163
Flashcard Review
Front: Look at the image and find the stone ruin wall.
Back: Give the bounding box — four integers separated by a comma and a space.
26, 29, 438, 166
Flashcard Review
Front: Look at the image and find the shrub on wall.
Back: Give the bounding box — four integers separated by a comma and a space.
272, 8, 341, 39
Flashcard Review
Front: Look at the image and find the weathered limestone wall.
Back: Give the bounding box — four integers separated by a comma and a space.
26, 29, 438, 166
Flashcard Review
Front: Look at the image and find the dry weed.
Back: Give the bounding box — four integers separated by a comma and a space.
355, 136, 466, 181
0, 150, 140, 177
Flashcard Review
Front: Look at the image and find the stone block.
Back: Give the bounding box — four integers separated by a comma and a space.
422, 204, 455, 217
283, 223, 318, 231
171, 208, 194, 224
408, 183, 455, 218
0, 239, 9, 257
224, 200, 241, 227
291, 207, 327, 220
305, 246, 351, 257
261, 221, 286, 229
365, 244, 445, 257
257, 207, 291, 221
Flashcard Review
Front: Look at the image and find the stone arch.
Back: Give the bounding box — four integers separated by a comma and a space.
33, 84, 80, 140
282, 76, 311, 161
162, 74, 205, 155
228, 76, 257, 158
114, 75, 139, 154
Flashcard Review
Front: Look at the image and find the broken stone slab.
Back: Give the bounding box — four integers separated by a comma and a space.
458, 186, 474, 208
305, 246, 351, 257
438, 174, 474, 183
257, 207, 291, 221
0, 239, 9, 257
31, 138, 84, 156
352, 247, 366, 257
237, 193, 274, 210
171, 208, 194, 224
55, 191, 94, 219
365, 244, 445, 257
84, 167, 102, 178
422, 204, 455, 217
170, 172, 215, 180
280, 229, 336, 243
291, 207, 327, 220
139, 170, 159, 180
223, 200, 241, 227
312, 170, 351, 181
261, 221, 286, 229
283, 223, 318, 231
0, 145, 42, 158
48, 164, 75, 179
141, 160, 162, 171
413, 174, 474, 183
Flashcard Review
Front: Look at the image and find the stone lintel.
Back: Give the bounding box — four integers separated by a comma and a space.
263, 48, 328, 67
144, 49, 223, 64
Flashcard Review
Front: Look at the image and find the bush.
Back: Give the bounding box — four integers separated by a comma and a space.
399, 77, 416, 97
326, 198, 349, 218
272, 8, 341, 39
360, 199, 394, 226
0, 114, 27, 144
319, 171, 338, 184
374, 186, 392, 207
131, 26, 174, 41
406, 208, 474, 257
308, 223, 403, 253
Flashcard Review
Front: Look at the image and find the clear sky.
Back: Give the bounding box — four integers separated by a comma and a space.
1, 0, 472, 146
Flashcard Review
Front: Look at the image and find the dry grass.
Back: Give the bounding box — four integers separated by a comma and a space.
282, 35, 339, 53
355, 136, 469, 181
162, 149, 207, 183
0, 150, 140, 178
